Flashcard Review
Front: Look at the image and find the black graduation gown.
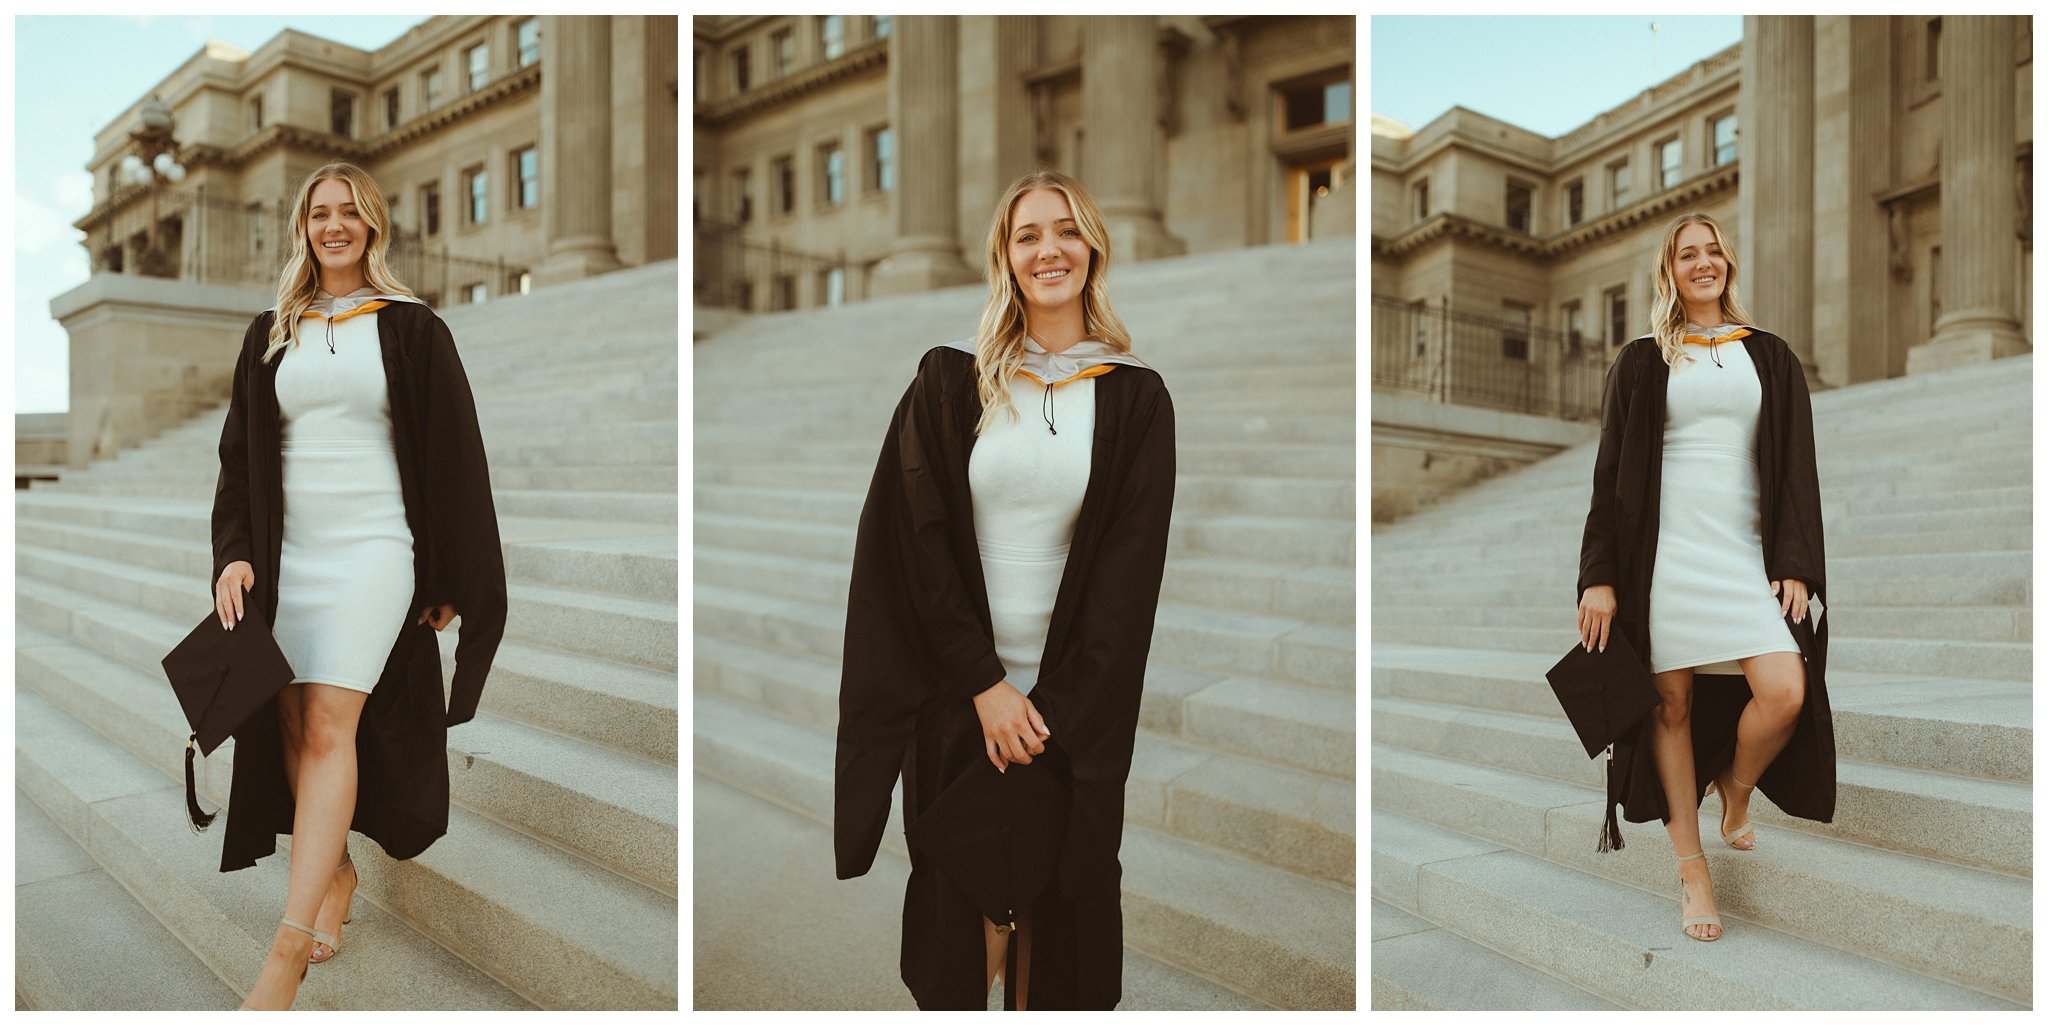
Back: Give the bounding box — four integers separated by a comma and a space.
208, 301, 508, 872
1576, 331, 1834, 846
834, 345, 1176, 1010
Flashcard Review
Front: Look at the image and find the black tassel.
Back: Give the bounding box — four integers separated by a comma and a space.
1598, 801, 1623, 853
1041, 380, 1057, 434
185, 735, 217, 832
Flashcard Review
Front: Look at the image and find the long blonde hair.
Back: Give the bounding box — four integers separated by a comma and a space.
972, 170, 1134, 434
1648, 211, 1754, 367
264, 162, 417, 364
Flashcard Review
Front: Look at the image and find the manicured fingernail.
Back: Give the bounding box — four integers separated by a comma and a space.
1599, 645, 1605, 652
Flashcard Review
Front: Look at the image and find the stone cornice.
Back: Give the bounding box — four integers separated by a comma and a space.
1374, 163, 1740, 262
694, 39, 887, 129
364, 62, 541, 157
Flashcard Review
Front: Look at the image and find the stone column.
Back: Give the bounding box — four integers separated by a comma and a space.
1908, 15, 2030, 373
1810, 16, 1893, 384
955, 16, 1037, 259
1083, 15, 1185, 262
871, 15, 979, 298
536, 15, 623, 286
1737, 15, 1819, 385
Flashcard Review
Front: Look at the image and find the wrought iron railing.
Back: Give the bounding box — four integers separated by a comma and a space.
1371, 294, 1608, 421
83, 186, 528, 304
694, 217, 851, 312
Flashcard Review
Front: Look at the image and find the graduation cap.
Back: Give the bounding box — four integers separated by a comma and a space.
905, 743, 1071, 1010
160, 606, 296, 831
1545, 629, 1661, 760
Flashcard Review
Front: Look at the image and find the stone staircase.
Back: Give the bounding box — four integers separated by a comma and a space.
1370, 354, 2032, 1009
692, 239, 1357, 1010
15, 260, 680, 1010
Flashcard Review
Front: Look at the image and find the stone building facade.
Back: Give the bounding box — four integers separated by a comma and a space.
693, 14, 1355, 312
74, 15, 679, 304
1371, 15, 2032, 402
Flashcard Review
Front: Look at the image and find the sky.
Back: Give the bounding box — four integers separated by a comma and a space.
1370, 15, 1744, 138
12, 15, 424, 414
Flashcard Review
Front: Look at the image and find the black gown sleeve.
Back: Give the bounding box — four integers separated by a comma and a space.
210, 315, 266, 585
1763, 340, 1826, 600
1027, 376, 1176, 883
418, 311, 507, 727
1577, 342, 1634, 603
835, 349, 1007, 879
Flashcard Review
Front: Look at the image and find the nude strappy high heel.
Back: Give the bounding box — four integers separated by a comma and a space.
1705, 772, 1758, 850
308, 852, 357, 965
238, 917, 334, 1008
1675, 851, 1722, 941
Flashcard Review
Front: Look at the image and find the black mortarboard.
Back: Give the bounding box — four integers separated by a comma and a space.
905, 743, 1071, 1010
1545, 630, 1661, 760
160, 606, 296, 830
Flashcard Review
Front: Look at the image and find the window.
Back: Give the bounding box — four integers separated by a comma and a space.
1609, 159, 1631, 208
467, 43, 490, 92
513, 146, 538, 209
1501, 302, 1532, 361
250, 95, 264, 132
514, 270, 532, 295
1711, 113, 1737, 166
1562, 300, 1585, 352
465, 167, 488, 225
820, 15, 845, 60
866, 126, 894, 193
772, 274, 797, 311
871, 15, 892, 40
1567, 179, 1584, 226
516, 18, 539, 68
421, 65, 444, 111
732, 47, 751, 93
466, 282, 488, 305
818, 142, 845, 207
1606, 286, 1628, 347
1657, 137, 1682, 190
422, 182, 441, 236
733, 168, 752, 224
771, 28, 794, 79
820, 266, 845, 307
329, 90, 354, 137
1926, 17, 1942, 83
1413, 179, 1429, 220
1282, 74, 1352, 131
773, 155, 795, 215
1505, 180, 1532, 234
385, 88, 401, 130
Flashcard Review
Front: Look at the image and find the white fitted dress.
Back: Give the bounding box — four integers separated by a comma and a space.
969, 375, 1095, 693
1647, 331, 1807, 674
271, 298, 416, 694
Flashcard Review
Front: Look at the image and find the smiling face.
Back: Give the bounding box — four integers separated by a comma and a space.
306, 177, 368, 284
1006, 187, 1092, 318
1672, 221, 1728, 316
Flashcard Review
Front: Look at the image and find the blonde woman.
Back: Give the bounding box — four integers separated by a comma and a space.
207, 162, 506, 1008
1576, 212, 1833, 943
836, 170, 1176, 1009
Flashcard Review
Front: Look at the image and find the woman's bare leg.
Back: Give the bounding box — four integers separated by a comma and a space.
1716, 651, 1808, 846
981, 911, 1032, 1009
276, 683, 352, 959
1649, 666, 1719, 940
241, 683, 369, 1009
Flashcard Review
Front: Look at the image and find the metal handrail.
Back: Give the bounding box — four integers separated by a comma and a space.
1371, 294, 1608, 421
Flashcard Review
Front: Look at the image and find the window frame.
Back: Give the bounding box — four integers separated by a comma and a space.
464, 165, 489, 227
1605, 285, 1629, 347
1710, 112, 1737, 167
772, 154, 795, 217
1504, 178, 1534, 234
422, 182, 442, 237
516, 18, 540, 68
1656, 135, 1682, 191
513, 145, 539, 210
466, 42, 490, 93
1608, 159, 1631, 209
818, 140, 846, 209
865, 125, 894, 194
820, 15, 846, 60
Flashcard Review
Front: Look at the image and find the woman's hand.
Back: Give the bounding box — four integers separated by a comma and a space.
972, 680, 1051, 773
215, 561, 254, 630
418, 604, 458, 631
1577, 584, 1616, 653
1773, 579, 1809, 624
